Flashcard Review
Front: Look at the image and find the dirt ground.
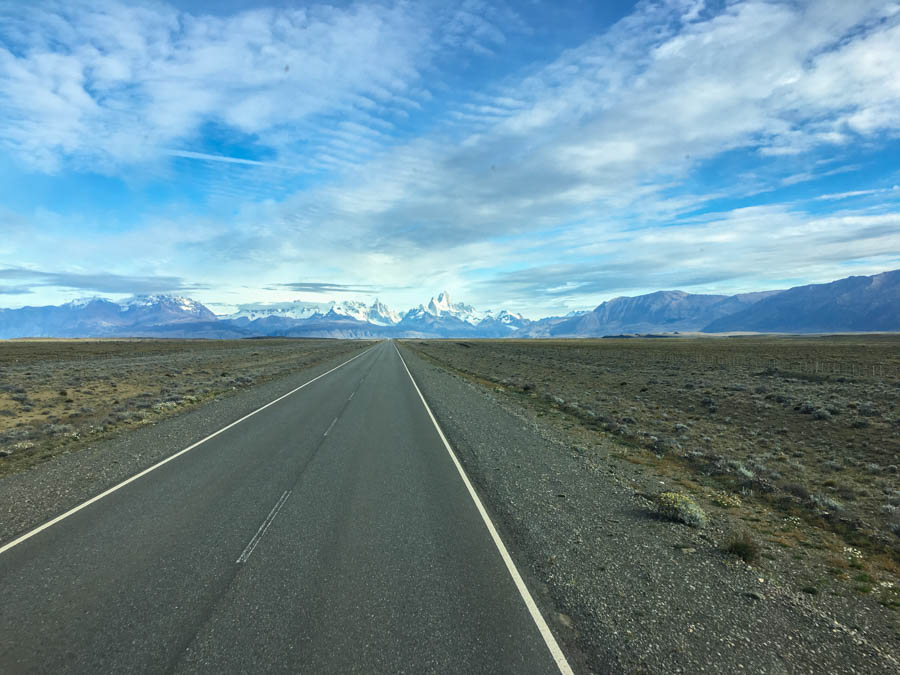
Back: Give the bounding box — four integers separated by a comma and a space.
405, 335, 900, 613
0, 338, 368, 476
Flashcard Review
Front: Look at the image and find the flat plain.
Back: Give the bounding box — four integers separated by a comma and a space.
406, 336, 900, 609
0, 338, 367, 476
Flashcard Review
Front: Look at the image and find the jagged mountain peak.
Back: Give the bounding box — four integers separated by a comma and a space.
63, 296, 114, 308
2, 270, 895, 339
427, 291, 453, 316
422, 291, 482, 323
121, 294, 211, 314
367, 298, 401, 325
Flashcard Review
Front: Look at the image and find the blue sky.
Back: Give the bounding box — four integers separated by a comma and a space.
1, 0, 899, 317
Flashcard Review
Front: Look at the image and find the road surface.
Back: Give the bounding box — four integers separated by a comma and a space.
0, 340, 571, 673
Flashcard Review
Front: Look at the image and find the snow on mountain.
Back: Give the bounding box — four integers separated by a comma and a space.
475, 309, 531, 336
121, 295, 217, 321
0, 294, 221, 338
221, 300, 334, 321
481, 309, 526, 324
327, 300, 369, 322
4, 271, 897, 339
367, 299, 401, 326
419, 291, 486, 323
63, 296, 109, 308
222, 298, 401, 326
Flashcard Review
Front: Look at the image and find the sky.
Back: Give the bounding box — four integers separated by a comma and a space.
1, 0, 899, 318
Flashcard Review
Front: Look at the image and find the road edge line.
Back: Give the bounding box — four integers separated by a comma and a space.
0, 343, 378, 556
394, 342, 575, 675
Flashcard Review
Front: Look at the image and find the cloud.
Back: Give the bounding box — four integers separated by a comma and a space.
813, 187, 898, 201
253, 0, 900, 257
165, 149, 298, 170
0, 1, 430, 171
2, 1, 898, 314
0, 285, 33, 296
0, 0, 528, 175
272, 282, 379, 294
0, 267, 194, 294
474, 206, 900, 307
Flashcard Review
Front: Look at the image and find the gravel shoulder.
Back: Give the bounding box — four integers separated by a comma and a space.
0, 342, 372, 545
398, 342, 899, 674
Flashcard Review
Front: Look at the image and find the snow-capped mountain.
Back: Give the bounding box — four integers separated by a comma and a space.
367, 299, 401, 326
0, 295, 223, 339
422, 291, 485, 323
119, 295, 218, 323
223, 300, 334, 321
0, 290, 528, 339
223, 299, 401, 326
5, 270, 894, 339
477, 309, 530, 333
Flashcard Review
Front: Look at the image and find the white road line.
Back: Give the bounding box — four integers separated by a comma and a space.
394, 343, 575, 675
236, 490, 291, 564
324, 417, 338, 437
0, 344, 378, 557
348, 391, 354, 400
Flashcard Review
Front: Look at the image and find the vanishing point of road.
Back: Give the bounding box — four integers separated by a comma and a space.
0, 340, 573, 673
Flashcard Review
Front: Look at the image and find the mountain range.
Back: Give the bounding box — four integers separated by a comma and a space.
0, 271, 897, 339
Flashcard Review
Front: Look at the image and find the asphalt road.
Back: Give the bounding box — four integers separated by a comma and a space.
0, 340, 570, 674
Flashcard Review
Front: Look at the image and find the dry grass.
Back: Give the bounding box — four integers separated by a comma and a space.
405, 336, 900, 580
726, 531, 761, 563
0, 338, 369, 475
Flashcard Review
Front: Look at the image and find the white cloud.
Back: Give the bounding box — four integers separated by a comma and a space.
0, 0, 439, 171
470, 204, 900, 314
244, 0, 900, 260
2, 1, 899, 313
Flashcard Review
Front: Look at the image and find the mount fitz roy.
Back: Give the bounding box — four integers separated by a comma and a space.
0, 270, 898, 339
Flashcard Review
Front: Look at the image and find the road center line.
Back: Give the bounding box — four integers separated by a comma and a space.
0, 343, 378, 556
393, 342, 575, 675
236, 490, 291, 564
323, 417, 338, 437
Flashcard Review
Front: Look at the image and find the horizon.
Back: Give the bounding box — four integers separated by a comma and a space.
2, 0, 899, 316
2, 266, 897, 322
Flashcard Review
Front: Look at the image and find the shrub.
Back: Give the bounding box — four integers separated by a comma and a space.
811, 494, 843, 513
655, 492, 707, 528
725, 531, 760, 563
711, 491, 742, 508
783, 482, 811, 500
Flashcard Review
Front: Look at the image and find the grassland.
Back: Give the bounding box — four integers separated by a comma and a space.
0, 338, 368, 476
405, 335, 900, 608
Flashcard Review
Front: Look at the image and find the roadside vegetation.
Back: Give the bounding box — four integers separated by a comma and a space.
405, 336, 900, 613
0, 338, 367, 476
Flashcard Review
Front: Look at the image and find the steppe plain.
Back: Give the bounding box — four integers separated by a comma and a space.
0, 338, 365, 476
1, 334, 898, 671
406, 336, 900, 611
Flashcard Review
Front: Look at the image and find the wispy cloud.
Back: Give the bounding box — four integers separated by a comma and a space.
0, 1, 429, 172
472, 206, 900, 310
813, 186, 900, 201
272, 282, 379, 294
1, 1, 898, 313
165, 150, 299, 170
0, 285, 33, 296
0, 0, 526, 176
252, 0, 900, 255
0, 267, 194, 294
